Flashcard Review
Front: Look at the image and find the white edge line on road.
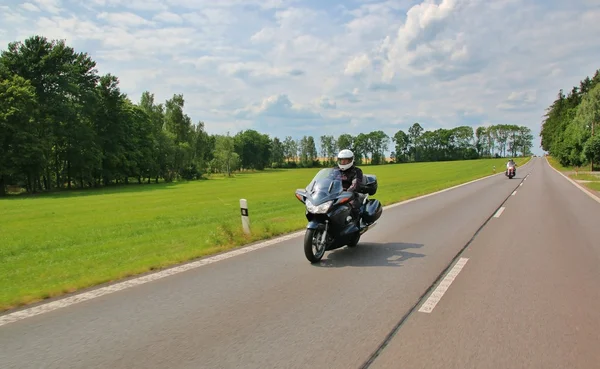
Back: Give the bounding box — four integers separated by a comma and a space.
418, 258, 469, 313
0, 160, 535, 327
546, 157, 600, 204
493, 207, 505, 218
512, 190, 517, 196
0, 231, 306, 327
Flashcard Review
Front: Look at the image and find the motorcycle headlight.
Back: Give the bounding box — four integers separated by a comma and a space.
306, 200, 333, 214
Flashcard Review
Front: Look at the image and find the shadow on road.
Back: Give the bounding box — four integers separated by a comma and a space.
502, 170, 528, 180
315, 242, 425, 268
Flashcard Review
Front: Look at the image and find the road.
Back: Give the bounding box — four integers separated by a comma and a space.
1, 157, 599, 369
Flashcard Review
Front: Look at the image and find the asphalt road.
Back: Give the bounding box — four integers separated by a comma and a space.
1, 157, 598, 369
369, 157, 600, 369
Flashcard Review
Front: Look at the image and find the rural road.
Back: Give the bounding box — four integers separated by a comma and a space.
2, 157, 599, 369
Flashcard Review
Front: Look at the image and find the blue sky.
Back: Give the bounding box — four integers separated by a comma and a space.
2, 0, 600, 156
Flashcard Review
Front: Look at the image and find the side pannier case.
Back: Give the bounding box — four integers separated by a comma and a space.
363, 199, 382, 223
360, 174, 381, 224
360, 174, 378, 196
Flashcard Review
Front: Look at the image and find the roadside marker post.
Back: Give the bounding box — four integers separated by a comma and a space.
240, 199, 251, 234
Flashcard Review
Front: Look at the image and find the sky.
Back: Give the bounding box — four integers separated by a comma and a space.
1, 0, 600, 157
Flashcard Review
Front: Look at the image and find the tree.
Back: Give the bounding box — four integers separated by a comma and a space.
573, 83, 600, 169
283, 136, 298, 164
368, 130, 390, 164
540, 68, 600, 168
453, 126, 475, 155
517, 126, 534, 157
319, 135, 337, 166
0, 74, 40, 195
584, 135, 600, 169
1, 35, 99, 190
353, 133, 369, 164
212, 133, 239, 176
408, 122, 424, 161
475, 126, 488, 157
234, 129, 272, 170
337, 134, 353, 151
392, 130, 409, 163
297, 136, 318, 167
270, 137, 285, 168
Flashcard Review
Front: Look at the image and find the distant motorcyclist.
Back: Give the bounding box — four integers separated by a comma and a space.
336, 149, 364, 222
506, 159, 517, 175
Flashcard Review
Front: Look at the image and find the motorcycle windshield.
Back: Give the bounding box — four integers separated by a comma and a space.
305, 168, 344, 204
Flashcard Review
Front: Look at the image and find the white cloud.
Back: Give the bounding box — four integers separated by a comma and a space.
21, 3, 40, 12
31, 0, 62, 14
344, 54, 371, 76
0, 6, 29, 25
80, 0, 169, 12
234, 94, 322, 120
97, 12, 154, 27
2, 0, 600, 154
218, 62, 304, 83
153, 11, 183, 24
497, 90, 538, 111
317, 97, 337, 109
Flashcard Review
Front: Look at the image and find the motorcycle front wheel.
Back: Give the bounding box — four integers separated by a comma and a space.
304, 228, 326, 263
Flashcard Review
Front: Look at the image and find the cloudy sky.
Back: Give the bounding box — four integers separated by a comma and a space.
1, 0, 599, 156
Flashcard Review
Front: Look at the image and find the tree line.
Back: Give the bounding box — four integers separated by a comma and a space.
540, 68, 600, 169
0, 35, 534, 195
391, 123, 533, 163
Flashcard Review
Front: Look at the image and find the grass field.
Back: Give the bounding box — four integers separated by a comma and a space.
568, 173, 600, 181
546, 156, 600, 194
0, 157, 529, 311
586, 182, 600, 191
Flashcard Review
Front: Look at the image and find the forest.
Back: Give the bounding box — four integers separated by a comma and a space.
540, 68, 600, 170
0, 35, 533, 195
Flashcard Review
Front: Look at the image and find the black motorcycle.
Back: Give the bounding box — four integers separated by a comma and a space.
294, 168, 383, 263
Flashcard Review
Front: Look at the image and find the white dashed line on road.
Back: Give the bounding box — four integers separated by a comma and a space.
418, 258, 469, 313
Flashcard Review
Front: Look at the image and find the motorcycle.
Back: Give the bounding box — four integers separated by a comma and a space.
506, 166, 515, 179
294, 167, 383, 263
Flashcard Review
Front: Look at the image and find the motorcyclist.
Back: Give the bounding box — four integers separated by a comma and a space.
336, 149, 364, 223
506, 159, 517, 175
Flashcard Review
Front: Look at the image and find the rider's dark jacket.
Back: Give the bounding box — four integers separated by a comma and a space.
339, 165, 364, 192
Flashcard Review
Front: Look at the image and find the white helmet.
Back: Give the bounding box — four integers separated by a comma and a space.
337, 149, 354, 171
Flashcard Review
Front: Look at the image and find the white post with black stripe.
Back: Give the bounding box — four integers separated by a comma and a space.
240, 198, 250, 234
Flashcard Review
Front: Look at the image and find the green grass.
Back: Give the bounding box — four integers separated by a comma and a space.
546, 156, 600, 193
546, 156, 569, 171
0, 157, 529, 311
568, 173, 600, 181
585, 182, 600, 191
